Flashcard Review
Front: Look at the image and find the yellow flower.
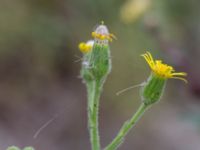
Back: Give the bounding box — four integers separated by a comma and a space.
91, 22, 116, 42
79, 40, 94, 53
142, 51, 187, 83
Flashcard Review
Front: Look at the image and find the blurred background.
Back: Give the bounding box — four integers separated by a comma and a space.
0, 0, 200, 149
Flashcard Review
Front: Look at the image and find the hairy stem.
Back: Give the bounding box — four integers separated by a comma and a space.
104, 103, 149, 150
87, 80, 102, 150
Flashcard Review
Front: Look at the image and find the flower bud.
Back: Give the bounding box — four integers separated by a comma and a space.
80, 23, 115, 83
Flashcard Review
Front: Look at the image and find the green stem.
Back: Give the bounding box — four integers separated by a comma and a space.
87, 81, 102, 150
104, 103, 149, 150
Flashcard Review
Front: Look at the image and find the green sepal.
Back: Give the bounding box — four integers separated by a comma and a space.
90, 43, 111, 82
81, 43, 111, 84
141, 73, 166, 106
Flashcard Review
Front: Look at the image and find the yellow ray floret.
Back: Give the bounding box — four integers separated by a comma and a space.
142, 51, 187, 83
78, 40, 94, 53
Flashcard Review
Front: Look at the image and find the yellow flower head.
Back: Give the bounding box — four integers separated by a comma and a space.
91, 22, 116, 42
142, 51, 187, 83
79, 40, 94, 53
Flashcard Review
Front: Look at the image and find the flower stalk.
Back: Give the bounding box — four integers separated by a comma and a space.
79, 22, 114, 150
104, 103, 149, 150
87, 80, 102, 150
103, 51, 187, 150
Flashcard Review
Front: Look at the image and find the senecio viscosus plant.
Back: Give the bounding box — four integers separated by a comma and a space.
79, 22, 187, 150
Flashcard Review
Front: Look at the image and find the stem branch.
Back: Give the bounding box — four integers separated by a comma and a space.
104, 103, 149, 150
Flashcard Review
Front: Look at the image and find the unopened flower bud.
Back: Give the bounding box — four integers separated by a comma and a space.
80, 22, 115, 83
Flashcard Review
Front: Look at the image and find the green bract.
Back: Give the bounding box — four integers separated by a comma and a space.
141, 74, 166, 105
81, 43, 111, 83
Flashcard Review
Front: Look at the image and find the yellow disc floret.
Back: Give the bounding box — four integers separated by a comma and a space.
91, 32, 116, 42
91, 23, 116, 43
142, 51, 187, 83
